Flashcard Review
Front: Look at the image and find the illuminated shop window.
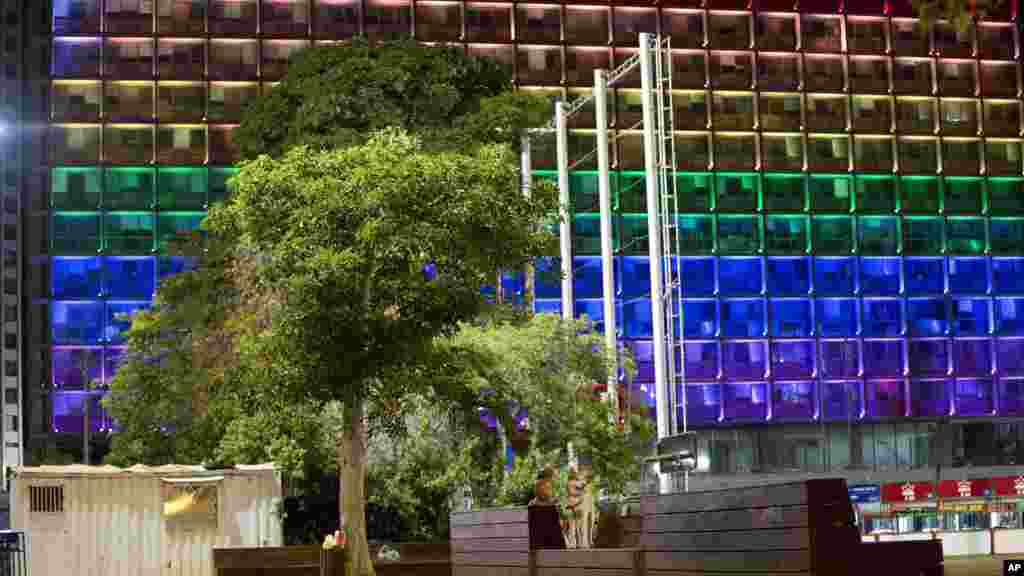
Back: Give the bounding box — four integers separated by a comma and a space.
902, 216, 943, 254
980, 61, 1020, 98
763, 173, 805, 212
104, 38, 154, 79
986, 140, 1022, 175
516, 4, 560, 44
757, 54, 799, 91
854, 136, 894, 173
105, 167, 155, 211
52, 167, 101, 211
982, 100, 1021, 137
661, 10, 703, 49
53, 212, 102, 254
807, 135, 848, 172
938, 60, 977, 97
677, 214, 714, 254
157, 39, 206, 80
52, 38, 101, 78
755, 14, 796, 51
977, 23, 1016, 60
157, 82, 205, 122
52, 81, 102, 122
52, 256, 102, 300
762, 134, 803, 171
891, 18, 929, 56
806, 94, 847, 132
852, 96, 892, 133
613, 7, 656, 47
897, 97, 936, 133
158, 0, 207, 35
675, 132, 710, 170
52, 347, 102, 389
105, 0, 154, 34
54, 0, 101, 34
858, 216, 899, 255
671, 51, 706, 89
810, 175, 852, 212
674, 173, 711, 212
104, 212, 155, 253
713, 92, 754, 131
315, 0, 361, 39
672, 91, 707, 130
209, 0, 259, 34
262, 0, 310, 36
801, 14, 841, 52
933, 22, 974, 59
104, 125, 155, 165
616, 172, 647, 212
812, 215, 854, 254
942, 177, 983, 214
899, 137, 938, 174
988, 178, 1024, 215
709, 52, 752, 90
856, 175, 897, 213
820, 340, 859, 379
942, 139, 981, 175
51, 125, 101, 165
105, 81, 155, 122
893, 58, 933, 95
708, 12, 750, 50
156, 125, 206, 164
723, 381, 767, 421
565, 6, 609, 45
209, 39, 258, 81
759, 93, 801, 132
517, 46, 561, 85
850, 57, 890, 93
847, 17, 887, 53
158, 167, 207, 210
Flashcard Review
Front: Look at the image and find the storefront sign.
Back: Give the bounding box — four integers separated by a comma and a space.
993, 475, 1024, 497
882, 481, 934, 503
937, 478, 991, 499
848, 484, 881, 503
937, 501, 986, 513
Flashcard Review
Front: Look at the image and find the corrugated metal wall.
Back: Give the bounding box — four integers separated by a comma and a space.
10, 465, 282, 576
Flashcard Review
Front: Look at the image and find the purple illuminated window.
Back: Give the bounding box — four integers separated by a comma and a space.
999, 379, 1024, 415
680, 383, 721, 425
683, 341, 718, 380
628, 340, 654, 382
621, 300, 652, 338
104, 348, 126, 384
862, 340, 904, 378
573, 257, 602, 299
772, 381, 816, 420
998, 339, 1024, 376
51, 391, 112, 434
953, 339, 992, 376
865, 380, 905, 419
52, 347, 101, 389
723, 382, 767, 422
908, 339, 949, 376
820, 340, 859, 378
909, 379, 951, 417
722, 341, 767, 380
772, 340, 815, 379
821, 381, 861, 420
954, 379, 994, 416
621, 257, 652, 297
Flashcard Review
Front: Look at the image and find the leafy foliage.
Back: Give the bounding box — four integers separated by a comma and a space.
910, 0, 1005, 30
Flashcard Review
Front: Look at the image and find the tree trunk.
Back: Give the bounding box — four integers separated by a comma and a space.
338, 393, 374, 576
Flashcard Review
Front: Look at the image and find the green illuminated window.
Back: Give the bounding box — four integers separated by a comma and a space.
104, 125, 155, 165
677, 215, 714, 254
898, 138, 938, 174
574, 214, 600, 255
903, 217, 943, 255
988, 178, 1024, 215
856, 175, 896, 213
900, 176, 940, 213
104, 168, 155, 211
569, 172, 598, 212
621, 215, 650, 255
617, 173, 646, 213
763, 173, 805, 212
765, 215, 809, 254
158, 212, 205, 251
52, 212, 101, 254
716, 173, 758, 212
158, 167, 208, 210
714, 134, 756, 170
104, 212, 155, 253
674, 173, 712, 212
942, 177, 983, 214
945, 217, 986, 254
717, 215, 761, 254
858, 216, 899, 255
809, 175, 852, 213
51, 125, 101, 165
762, 134, 803, 170
52, 167, 101, 210
990, 218, 1024, 255
812, 215, 854, 254
209, 167, 237, 205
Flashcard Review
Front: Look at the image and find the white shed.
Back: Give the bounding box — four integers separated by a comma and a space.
11, 463, 283, 576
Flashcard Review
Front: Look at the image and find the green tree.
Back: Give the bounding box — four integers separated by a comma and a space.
206, 129, 556, 575
911, 0, 1005, 29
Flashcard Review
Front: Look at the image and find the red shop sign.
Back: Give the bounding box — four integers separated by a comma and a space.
882, 481, 934, 502
993, 476, 1024, 497
937, 479, 991, 498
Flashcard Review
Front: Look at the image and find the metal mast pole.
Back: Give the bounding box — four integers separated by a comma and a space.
521, 134, 535, 311
594, 69, 619, 421
640, 33, 671, 495
555, 101, 575, 320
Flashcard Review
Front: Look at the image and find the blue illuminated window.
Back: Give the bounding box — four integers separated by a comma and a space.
767, 257, 810, 295
620, 256, 651, 298
952, 298, 989, 336
532, 257, 562, 300
718, 257, 762, 295
904, 257, 944, 295
858, 216, 899, 255
770, 299, 812, 337
820, 340, 860, 379
813, 257, 856, 295
105, 301, 149, 344
821, 381, 861, 421
679, 257, 714, 295
683, 300, 717, 338
999, 378, 1024, 415
910, 380, 951, 417
52, 257, 102, 299
52, 347, 101, 389
723, 382, 768, 422
722, 341, 767, 380
621, 299, 652, 338
681, 384, 721, 426
771, 340, 815, 379
862, 340, 904, 378
816, 298, 858, 337
860, 257, 901, 294
907, 298, 947, 336
992, 258, 1024, 294
862, 299, 903, 336
535, 300, 561, 315
997, 298, 1024, 335
51, 301, 104, 345
104, 257, 156, 300
953, 339, 991, 376
865, 380, 905, 419
909, 339, 949, 376
575, 299, 603, 326
954, 379, 994, 416
720, 299, 765, 337
948, 257, 989, 294
998, 339, 1024, 376
772, 381, 816, 420
683, 341, 718, 380
573, 257, 602, 299
51, 391, 110, 434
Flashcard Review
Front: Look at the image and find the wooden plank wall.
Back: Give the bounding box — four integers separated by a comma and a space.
639, 481, 818, 576
212, 546, 320, 576
535, 549, 641, 576
374, 542, 452, 576
450, 508, 531, 576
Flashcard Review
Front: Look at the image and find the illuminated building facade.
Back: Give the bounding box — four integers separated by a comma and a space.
7, 0, 1024, 499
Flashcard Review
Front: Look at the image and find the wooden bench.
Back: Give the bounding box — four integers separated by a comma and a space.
450, 505, 565, 576
640, 478, 942, 576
